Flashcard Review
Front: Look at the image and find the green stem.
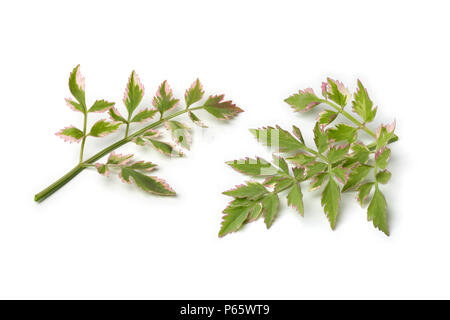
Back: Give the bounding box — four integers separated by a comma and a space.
79, 112, 88, 163
34, 106, 204, 202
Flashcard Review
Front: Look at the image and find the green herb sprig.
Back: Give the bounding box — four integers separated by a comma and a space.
220, 78, 397, 237
35, 65, 242, 202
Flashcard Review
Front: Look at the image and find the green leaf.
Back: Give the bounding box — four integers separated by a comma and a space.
375, 147, 391, 170
304, 161, 328, 180
284, 88, 321, 112
109, 107, 127, 123
321, 177, 340, 229
344, 143, 370, 167
313, 122, 329, 153
165, 120, 191, 150
223, 182, 268, 200
131, 108, 157, 123
262, 193, 279, 229
287, 183, 304, 215
226, 157, 278, 176
327, 145, 350, 164
133, 136, 147, 146
88, 100, 115, 113
68, 65, 86, 109
147, 138, 183, 157
219, 201, 255, 237
310, 172, 328, 191
292, 125, 305, 144
95, 163, 108, 176
323, 78, 349, 107
107, 152, 133, 165
287, 153, 316, 166
273, 178, 293, 192
342, 164, 372, 192
318, 110, 338, 129
376, 122, 396, 148
89, 120, 121, 137
127, 161, 157, 171
203, 94, 243, 120
376, 170, 392, 184
273, 155, 289, 174
327, 124, 357, 143
367, 188, 388, 235
352, 79, 377, 123
247, 203, 263, 222
292, 167, 306, 181
188, 111, 207, 128
250, 126, 305, 153
332, 166, 347, 184
56, 126, 84, 143
120, 167, 175, 196
357, 182, 374, 206
65, 98, 84, 113
124, 71, 144, 115
152, 80, 179, 115
185, 79, 204, 107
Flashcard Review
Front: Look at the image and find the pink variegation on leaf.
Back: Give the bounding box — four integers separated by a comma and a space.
123, 71, 145, 106
299, 88, 320, 112
65, 98, 82, 113
107, 152, 133, 166
75, 66, 85, 91
376, 120, 396, 139
95, 163, 110, 177
322, 78, 351, 101
55, 126, 84, 143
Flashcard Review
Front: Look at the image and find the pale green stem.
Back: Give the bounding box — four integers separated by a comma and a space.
79, 112, 88, 163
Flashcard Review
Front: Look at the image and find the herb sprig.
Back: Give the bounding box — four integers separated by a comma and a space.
35, 65, 242, 202
220, 78, 397, 237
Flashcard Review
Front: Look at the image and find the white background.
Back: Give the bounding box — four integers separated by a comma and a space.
0, 0, 449, 299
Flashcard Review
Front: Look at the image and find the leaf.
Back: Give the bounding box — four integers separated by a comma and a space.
131, 108, 157, 123
247, 203, 263, 222
109, 107, 127, 123
375, 147, 391, 170
292, 125, 305, 144
119, 167, 175, 196
188, 111, 207, 128
226, 157, 278, 176
285, 88, 321, 112
357, 182, 374, 206
88, 100, 115, 113
219, 201, 255, 237
133, 136, 147, 146
273, 178, 293, 192
376, 121, 396, 148
321, 177, 340, 229
262, 193, 279, 229
272, 155, 289, 174
123, 70, 144, 115
376, 170, 392, 184
327, 145, 350, 164
292, 167, 306, 182
310, 172, 328, 191
287, 182, 304, 216
152, 80, 179, 115
332, 166, 347, 184
65, 98, 84, 113
223, 182, 268, 200
89, 119, 121, 137
165, 120, 191, 150
367, 188, 388, 235
107, 152, 133, 165
287, 153, 316, 166
250, 126, 305, 153
304, 161, 328, 180
322, 78, 350, 107
203, 94, 243, 120
344, 143, 370, 167
147, 138, 183, 157
352, 79, 377, 123
68, 65, 86, 109
342, 164, 372, 192
127, 161, 157, 171
185, 78, 204, 107
313, 122, 329, 153
327, 124, 357, 143
318, 110, 338, 129
95, 163, 109, 176
56, 126, 84, 143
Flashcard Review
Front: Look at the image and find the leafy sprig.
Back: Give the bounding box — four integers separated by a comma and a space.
35, 65, 242, 202
220, 78, 397, 237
